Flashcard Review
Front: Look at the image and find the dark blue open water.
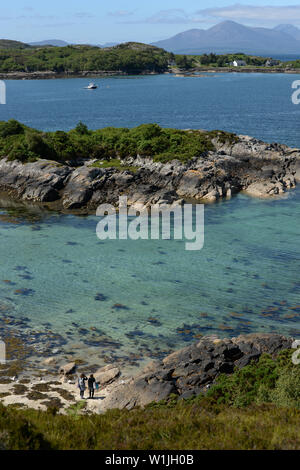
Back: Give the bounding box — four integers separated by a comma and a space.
1, 73, 300, 147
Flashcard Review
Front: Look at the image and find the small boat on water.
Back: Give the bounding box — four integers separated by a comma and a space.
85, 82, 98, 89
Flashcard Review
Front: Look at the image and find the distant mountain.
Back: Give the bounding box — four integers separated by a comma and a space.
274, 24, 300, 41
152, 21, 300, 55
29, 40, 69, 47
101, 42, 120, 48
0, 39, 30, 49
29, 40, 120, 48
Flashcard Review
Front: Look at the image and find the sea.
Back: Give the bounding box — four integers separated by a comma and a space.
0, 73, 299, 372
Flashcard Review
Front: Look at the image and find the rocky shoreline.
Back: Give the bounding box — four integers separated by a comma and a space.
0, 133, 300, 212
0, 333, 298, 413
0, 68, 300, 80
172, 67, 300, 75
0, 70, 158, 80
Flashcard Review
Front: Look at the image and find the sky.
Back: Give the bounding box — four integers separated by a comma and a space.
2, 1, 300, 44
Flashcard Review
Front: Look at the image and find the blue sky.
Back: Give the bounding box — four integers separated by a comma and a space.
2, 1, 300, 44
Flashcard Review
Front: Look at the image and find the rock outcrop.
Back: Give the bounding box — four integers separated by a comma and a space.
60, 362, 76, 376
101, 333, 293, 410
94, 364, 120, 385
0, 134, 300, 211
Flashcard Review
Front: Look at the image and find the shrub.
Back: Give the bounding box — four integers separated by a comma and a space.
7, 140, 31, 163
270, 368, 300, 409
0, 120, 24, 138
0, 121, 240, 164
206, 350, 299, 409
74, 121, 89, 136
0, 404, 51, 450
25, 132, 52, 159
0, 398, 300, 450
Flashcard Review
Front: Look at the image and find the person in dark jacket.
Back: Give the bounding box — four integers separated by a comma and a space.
88, 374, 96, 399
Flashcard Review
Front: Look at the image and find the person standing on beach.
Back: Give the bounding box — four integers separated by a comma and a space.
78, 374, 88, 399
88, 374, 96, 399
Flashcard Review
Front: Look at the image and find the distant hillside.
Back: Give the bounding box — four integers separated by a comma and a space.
29, 40, 69, 47
0, 39, 30, 49
0, 42, 173, 74
274, 24, 300, 41
152, 20, 300, 55
28, 41, 120, 48
105, 42, 165, 52
101, 42, 120, 48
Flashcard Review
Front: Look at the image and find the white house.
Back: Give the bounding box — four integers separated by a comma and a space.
232, 60, 246, 67
265, 59, 280, 67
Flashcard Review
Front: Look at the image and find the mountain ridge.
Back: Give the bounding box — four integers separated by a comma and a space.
0, 39, 30, 49
274, 24, 300, 41
152, 21, 300, 55
29, 40, 69, 47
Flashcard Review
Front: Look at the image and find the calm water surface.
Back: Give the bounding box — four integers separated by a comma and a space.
0, 73, 300, 146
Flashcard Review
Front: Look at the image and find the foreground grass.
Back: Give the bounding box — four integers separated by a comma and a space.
0, 401, 299, 450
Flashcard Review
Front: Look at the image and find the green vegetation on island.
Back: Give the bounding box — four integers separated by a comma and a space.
0, 39, 30, 50
173, 52, 270, 69
0, 120, 238, 165
0, 350, 299, 450
284, 59, 300, 69
191, 52, 270, 67
0, 42, 173, 74
0, 41, 293, 74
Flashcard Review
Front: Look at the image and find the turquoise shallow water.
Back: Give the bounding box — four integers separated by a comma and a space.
0, 74, 299, 369
0, 188, 299, 368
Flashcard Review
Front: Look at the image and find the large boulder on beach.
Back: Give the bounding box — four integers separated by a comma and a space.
231, 333, 293, 356
165, 333, 293, 393
59, 362, 76, 376
101, 333, 294, 411
102, 373, 177, 411
94, 364, 120, 385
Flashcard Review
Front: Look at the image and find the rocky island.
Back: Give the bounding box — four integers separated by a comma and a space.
0, 40, 300, 79
0, 121, 300, 211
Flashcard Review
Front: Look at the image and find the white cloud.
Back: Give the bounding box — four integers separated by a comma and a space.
2, 12, 94, 24
108, 10, 135, 18
141, 9, 190, 24
121, 9, 206, 25
118, 4, 300, 26
196, 4, 300, 23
